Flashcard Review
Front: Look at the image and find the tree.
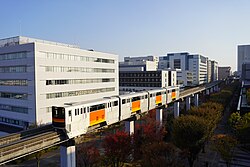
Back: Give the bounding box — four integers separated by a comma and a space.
172, 115, 207, 167
211, 134, 237, 167
132, 114, 167, 160
140, 142, 185, 167
77, 142, 100, 167
102, 130, 132, 167
229, 112, 250, 143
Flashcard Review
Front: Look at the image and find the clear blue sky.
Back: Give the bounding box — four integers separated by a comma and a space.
1, 0, 250, 71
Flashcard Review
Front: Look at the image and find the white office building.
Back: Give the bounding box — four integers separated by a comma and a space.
0, 36, 118, 128
211, 60, 218, 81
119, 55, 158, 71
238, 45, 250, 76
159, 52, 207, 86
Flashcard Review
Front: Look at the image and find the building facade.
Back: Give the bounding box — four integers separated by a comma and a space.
218, 66, 231, 80
159, 52, 207, 86
119, 55, 158, 71
238, 45, 250, 76
0, 36, 118, 128
211, 60, 218, 81
119, 70, 176, 92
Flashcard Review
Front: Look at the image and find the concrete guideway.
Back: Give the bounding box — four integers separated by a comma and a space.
0, 81, 221, 167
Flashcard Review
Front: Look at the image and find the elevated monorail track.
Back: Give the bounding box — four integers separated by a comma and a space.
0, 81, 221, 165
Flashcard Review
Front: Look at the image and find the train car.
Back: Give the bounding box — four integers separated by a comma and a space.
166, 86, 180, 104
118, 91, 148, 121
52, 97, 119, 139
147, 88, 167, 110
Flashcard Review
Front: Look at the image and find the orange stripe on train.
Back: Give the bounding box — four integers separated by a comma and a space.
156, 95, 162, 104
52, 118, 65, 123
132, 101, 140, 113
90, 109, 105, 126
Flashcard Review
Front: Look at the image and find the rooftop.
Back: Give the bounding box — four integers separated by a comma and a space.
0, 36, 80, 49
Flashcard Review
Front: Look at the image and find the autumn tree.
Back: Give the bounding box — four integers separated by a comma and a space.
133, 114, 166, 160
172, 115, 207, 167
140, 142, 186, 167
77, 142, 100, 167
211, 134, 237, 167
102, 130, 132, 167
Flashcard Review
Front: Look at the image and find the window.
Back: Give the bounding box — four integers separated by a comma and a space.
0, 66, 27, 73
0, 52, 28, 61
0, 80, 28, 86
113, 101, 118, 106
122, 99, 126, 104
173, 59, 181, 69
69, 110, 72, 116
132, 96, 140, 102
46, 87, 115, 99
0, 92, 28, 100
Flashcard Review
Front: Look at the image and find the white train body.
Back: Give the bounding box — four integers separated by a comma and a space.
52, 86, 179, 139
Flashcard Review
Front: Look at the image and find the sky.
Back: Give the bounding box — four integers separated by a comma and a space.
1, 1, 250, 71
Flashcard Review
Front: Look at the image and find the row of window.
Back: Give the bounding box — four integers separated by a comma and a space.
46, 87, 115, 99
0, 66, 27, 73
0, 104, 28, 114
46, 78, 115, 85
0, 92, 28, 100
0, 52, 28, 61
120, 73, 160, 77
0, 116, 28, 126
40, 51, 115, 64
0, 79, 28, 86
45, 66, 115, 73
120, 78, 161, 82
120, 83, 161, 87
73, 101, 119, 117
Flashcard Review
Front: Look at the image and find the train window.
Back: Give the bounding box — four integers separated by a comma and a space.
156, 92, 161, 96
122, 99, 126, 104
141, 96, 144, 99
69, 110, 72, 116
75, 109, 77, 116
145, 95, 148, 98
168, 90, 170, 93
173, 89, 176, 92
113, 101, 118, 106
90, 103, 105, 112
127, 99, 130, 103
150, 94, 153, 97
84, 108, 86, 113
80, 108, 83, 114
132, 96, 140, 102
77, 109, 79, 115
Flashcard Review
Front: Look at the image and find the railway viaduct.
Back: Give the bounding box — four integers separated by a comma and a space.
0, 81, 221, 167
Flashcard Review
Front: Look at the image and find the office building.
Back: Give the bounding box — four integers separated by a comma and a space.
159, 52, 207, 85
238, 45, 250, 76
211, 60, 218, 81
119, 70, 176, 92
0, 36, 118, 128
218, 66, 231, 80
119, 55, 158, 71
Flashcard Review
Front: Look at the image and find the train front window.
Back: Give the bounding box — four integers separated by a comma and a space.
69, 110, 72, 116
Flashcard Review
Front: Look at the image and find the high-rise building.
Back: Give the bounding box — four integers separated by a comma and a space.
211, 60, 218, 81
218, 66, 231, 80
238, 45, 250, 76
0, 36, 118, 128
159, 52, 208, 85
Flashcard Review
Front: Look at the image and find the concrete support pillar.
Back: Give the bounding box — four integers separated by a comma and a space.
206, 89, 210, 95
194, 94, 199, 106
174, 101, 180, 118
125, 120, 134, 135
156, 108, 163, 127
60, 140, 76, 167
210, 87, 213, 93
185, 96, 191, 111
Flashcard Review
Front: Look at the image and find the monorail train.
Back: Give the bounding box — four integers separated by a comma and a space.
52, 86, 179, 138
